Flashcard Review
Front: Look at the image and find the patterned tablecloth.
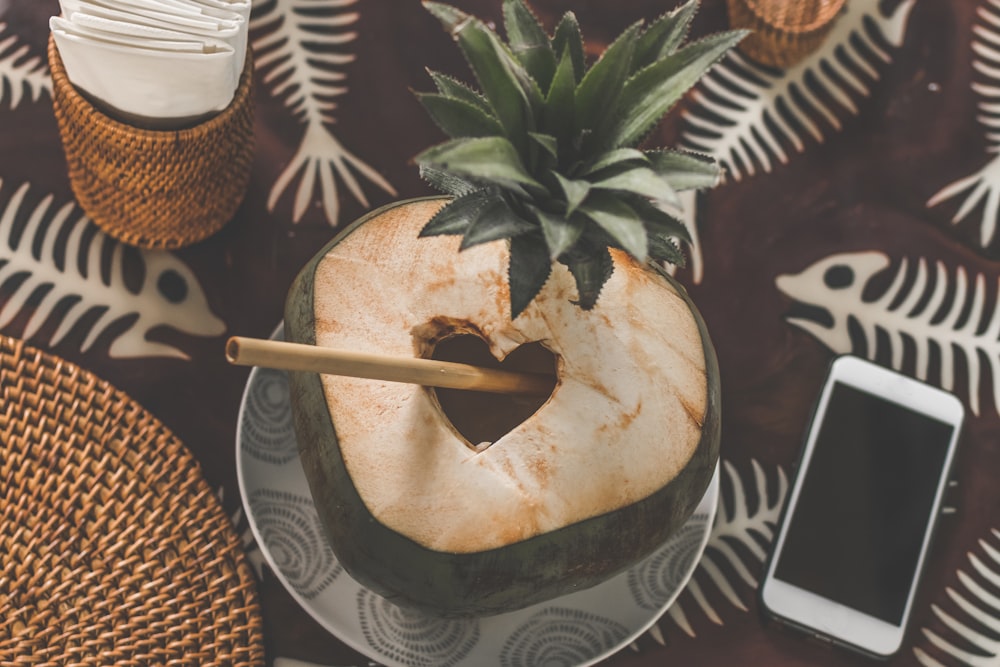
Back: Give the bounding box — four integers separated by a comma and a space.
1, 0, 996, 665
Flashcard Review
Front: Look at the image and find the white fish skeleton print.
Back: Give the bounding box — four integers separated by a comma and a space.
913, 528, 1000, 667
0, 179, 226, 360
0, 22, 49, 109
251, 0, 396, 226
775, 251, 1000, 417
639, 459, 787, 644
928, 0, 1000, 247
674, 0, 916, 283
664, 460, 788, 638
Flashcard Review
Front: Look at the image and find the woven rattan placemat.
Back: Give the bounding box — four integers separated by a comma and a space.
0, 336, 264, 665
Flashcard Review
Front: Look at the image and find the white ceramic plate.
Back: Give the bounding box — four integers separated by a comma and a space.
236, 326, 719, 667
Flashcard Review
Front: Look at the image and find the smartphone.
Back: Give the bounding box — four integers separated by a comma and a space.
760, 355, 964, 659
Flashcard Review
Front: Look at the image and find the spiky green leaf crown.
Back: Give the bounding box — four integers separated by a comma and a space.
416, 0, 745, 319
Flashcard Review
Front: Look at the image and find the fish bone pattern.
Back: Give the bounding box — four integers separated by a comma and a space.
928, 0, 1000, 247
682, 0, 914, 179
0, 22, 49, 109
914, 529, 1000, 667
776, 251, 1000, 416
251, 0, 396, 226
673, 0, 915, 283
654, 459, 787, 640
0, 179, 225, 360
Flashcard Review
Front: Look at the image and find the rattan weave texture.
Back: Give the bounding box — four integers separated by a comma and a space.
48, 36, 255, 250
726, 0, 846, 67
0, 335, 264, 666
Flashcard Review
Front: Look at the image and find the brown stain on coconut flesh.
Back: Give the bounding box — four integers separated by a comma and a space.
308, 200, 708, 554
411, 316, 489, 355
412, 316, 558, 452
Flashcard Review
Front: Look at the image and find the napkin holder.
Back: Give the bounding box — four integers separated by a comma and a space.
726, 0, 845, 68
48, 36, 254, 249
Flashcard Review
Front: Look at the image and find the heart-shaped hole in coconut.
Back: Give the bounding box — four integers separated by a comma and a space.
430, 334, 557, 450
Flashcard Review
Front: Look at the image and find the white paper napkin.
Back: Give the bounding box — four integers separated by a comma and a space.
51, 0, 249, 128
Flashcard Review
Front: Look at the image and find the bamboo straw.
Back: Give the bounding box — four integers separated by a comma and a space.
226, 336, 555, 396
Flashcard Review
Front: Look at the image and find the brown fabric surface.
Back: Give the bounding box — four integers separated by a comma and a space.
0, 0, 994, 665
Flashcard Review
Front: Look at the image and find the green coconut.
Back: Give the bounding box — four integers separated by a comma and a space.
285, 198, 720, 616
284, 0, 736, 616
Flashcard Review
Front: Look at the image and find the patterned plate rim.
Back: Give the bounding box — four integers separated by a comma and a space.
236, 324, 720, 667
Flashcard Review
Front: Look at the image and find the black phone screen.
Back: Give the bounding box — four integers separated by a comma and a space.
772, 382, 956, 625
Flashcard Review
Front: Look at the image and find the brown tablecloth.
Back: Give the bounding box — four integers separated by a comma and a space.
1, 1, 996, 665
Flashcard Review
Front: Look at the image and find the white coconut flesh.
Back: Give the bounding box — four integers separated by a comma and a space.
311, 199, 708, 554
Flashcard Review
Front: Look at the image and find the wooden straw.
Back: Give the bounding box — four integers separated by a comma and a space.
226, 336, 555, 396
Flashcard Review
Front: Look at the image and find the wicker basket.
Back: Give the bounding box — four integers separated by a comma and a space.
48, 36, 255, 250
726, 0, 846, 68
0, 335, 265, 665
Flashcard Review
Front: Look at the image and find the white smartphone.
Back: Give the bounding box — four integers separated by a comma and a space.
759, 355, 964, 660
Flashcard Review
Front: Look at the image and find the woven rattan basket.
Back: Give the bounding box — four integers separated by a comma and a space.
0, 335, 264, 665
726, 0, 846, 67
48, 36, 255, 250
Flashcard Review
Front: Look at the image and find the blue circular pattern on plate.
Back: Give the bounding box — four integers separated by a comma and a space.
499, 607, 630, 667
240, 366, 298, 464
627, 512, 712, 610
247, 488, 341, 599
236, 325, 720, 667
357, 589, 481, 666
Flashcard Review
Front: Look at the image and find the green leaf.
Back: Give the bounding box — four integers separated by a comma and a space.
561, 248, 614, 310
633, 0, 699, 71
581, 148, 648, 176
428, 69, 491, 113
629, 196, 692, 243
417, 92, 504, 138
543, 48, 576, 160
647, 149, 721, 191
532, 206, 585, 259
423, 1, 466, 29
580, 220, 623, 252
509, 232, 552, 319
590, 166, 680, 208
648, 234, 687, 266
551, 12, 585, 83
420, 190, 494, 236
425, 2, 541, 150
503, 0, 557, 92
460, 198, 537, 249
575, 21, 642, 143
420, 165, 478, 197
529, 132, 559, 160
579, 196, 648, 261
552, 172, 591, 216
416, 136, 543, 189
606, 30, 746, 148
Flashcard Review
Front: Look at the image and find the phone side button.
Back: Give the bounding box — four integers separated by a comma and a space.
806, 632, 834, 650
941, 478, 959, 517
